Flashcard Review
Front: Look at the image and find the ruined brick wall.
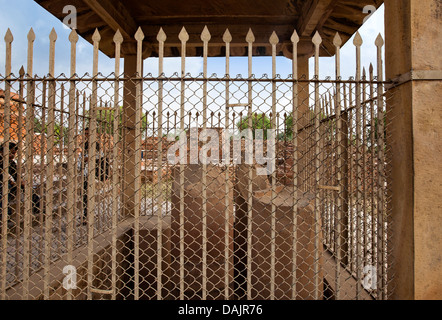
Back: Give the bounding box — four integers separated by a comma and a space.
0, 89, 26, 144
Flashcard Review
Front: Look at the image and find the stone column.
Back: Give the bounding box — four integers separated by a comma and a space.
297, 54, 310, 122
170, 164, 234, 299
385, 0, 442, 300
234, 163, 322, 300
282, 44, 313, 191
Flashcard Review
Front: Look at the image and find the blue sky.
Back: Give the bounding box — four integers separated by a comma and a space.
0, 0, 385, 80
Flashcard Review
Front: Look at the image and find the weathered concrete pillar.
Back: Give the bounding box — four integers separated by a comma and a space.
234, 162, 323, 300
122, 55, 138, 217
233, 160, 269, 299
298, 54, 310, 122
170, 164, 234, 299
385, 0, 442, 300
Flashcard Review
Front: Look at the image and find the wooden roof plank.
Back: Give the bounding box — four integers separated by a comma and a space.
82, 0, 138, 40
297, 0, 335, 37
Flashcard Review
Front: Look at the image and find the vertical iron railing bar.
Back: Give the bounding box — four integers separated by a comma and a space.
156, 27, 166, 301
375, 34, 385, 300
333, 32, 343, 300
178, 27, 188, 300
87, 28, 100, 300
354, 32, 363, 300
15, 69, 24, 281
66, 29, 78, 301
245, 28, 254, 300
291, 30, 299, 300
269, 30, 278, 300
38, 80, 47, 262
369, 65, 376, 287
134, 27, 144, 301
1, 29, 13, 300
201, 25, 210, 300
111, 29, 123, 300
23, 33, 35, 299
44, 28, 57, 300
312, 31, 322, 300
57, 84, 65, 256
362, 68, 368, 273
223, 28, 232, 300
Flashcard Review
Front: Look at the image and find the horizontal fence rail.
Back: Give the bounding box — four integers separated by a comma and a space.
0, 26, 393, 300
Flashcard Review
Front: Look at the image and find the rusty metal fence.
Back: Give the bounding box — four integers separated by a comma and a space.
0, 26, 393, 300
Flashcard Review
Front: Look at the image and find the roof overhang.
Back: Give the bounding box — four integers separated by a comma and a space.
34, 0, 383, 59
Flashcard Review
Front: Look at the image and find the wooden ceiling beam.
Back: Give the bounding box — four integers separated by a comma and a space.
81, 0, 138, 40
296, 0, 335, 37
137, 15, 298, 26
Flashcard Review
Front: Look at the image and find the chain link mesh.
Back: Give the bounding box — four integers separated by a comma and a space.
0, 72, 394, 300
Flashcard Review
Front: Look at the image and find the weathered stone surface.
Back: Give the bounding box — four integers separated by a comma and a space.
170, 164, 234, 298
235, 163, 323, 300
386, 0, 442, 300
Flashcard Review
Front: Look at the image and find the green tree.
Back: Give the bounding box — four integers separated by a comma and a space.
281, 115, 294, 141
236, 113, 271, 139
33, 118, 68, 145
